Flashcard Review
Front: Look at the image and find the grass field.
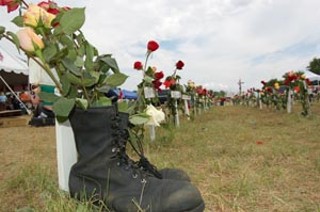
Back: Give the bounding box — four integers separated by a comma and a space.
0, 102, 319, 211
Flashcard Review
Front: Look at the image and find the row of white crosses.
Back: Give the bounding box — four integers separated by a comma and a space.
244, 71, 311, 115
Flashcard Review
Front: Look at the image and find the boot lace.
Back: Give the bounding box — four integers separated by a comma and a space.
121, 122, 163, 179
111, 115, 144, 179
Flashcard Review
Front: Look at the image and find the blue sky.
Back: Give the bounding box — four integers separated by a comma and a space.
1, 0, 320, 93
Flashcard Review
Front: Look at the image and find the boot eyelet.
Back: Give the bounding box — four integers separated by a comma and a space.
116, 162, 121, 166
112, 147, 117, 153
141, 179, 147, 184
132, 173, 138, 178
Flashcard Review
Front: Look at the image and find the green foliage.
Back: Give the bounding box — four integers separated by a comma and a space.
129, 113, 149, 125
11, 16, 24, 27
0, 26, 5, 34
54, 8, 85, 35
0, 3, 128, 121
307, 57, 320, 75
213, 90, 226, 97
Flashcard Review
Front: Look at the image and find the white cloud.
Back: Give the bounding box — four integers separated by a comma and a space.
1, 0, 320, 93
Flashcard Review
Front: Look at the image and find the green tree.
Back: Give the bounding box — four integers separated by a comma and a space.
213, 90, 226, 97
307, 57, 320, 75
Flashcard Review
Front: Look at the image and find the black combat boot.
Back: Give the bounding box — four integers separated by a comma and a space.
68, 106, 205, 211
118, 111, 191, 181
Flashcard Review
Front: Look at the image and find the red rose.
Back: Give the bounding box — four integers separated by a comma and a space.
154, 71, 164, 80
39, 1, 63, 15
176, 60, 184, 70
163, 78, 176, 88
0, 0, 19, 13
196, 86, 203, 95
152, 80, 162, 91
147, 40, 159, 52
47, 7, 60, 15
202, 88, 207, 95
306, 78, 311, 85
266, 87, 272, 93
133, 61, 143, 70
37, 1, 50, 10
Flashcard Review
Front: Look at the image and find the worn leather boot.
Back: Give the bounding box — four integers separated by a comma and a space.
118, 111, 191, 181
69, 106, 205, 211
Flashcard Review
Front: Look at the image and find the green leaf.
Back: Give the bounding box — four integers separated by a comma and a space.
0, 26, 6, 34
38, 92, 60, 103
74, 56, 84, 67
76, 98, 88, 110
59, 8, 85, 35
68, 86, 79, 98
66, 49, 77, 61
96, 85, 111, 93
60, 74, 71, 96
104, 73, 128, 87
66, 72, 82, 85
53, 97, 76, 118
6, 31, 20, 52
60, 35, 74, 48
145, 66, 154, 76
91, 96, 112, 107
62, 58, 81, 76
99, 56, 120, 73
144, 76, 154, 84
56, 116, 68, 123
11, 16, 24, 27
129, 113, 150, 125
82, 76, 96, 87
43, 44, 58, 62
84, 42, 94, 70
118, 101, 129, 113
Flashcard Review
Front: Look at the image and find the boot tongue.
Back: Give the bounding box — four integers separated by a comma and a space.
118, 112, 130, 139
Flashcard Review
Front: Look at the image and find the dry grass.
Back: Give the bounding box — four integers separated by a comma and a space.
0, 102, 319, 211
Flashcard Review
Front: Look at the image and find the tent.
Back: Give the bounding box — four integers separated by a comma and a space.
0, 46, 32, 115
122, 89, 137, 100
304, 70, 320, 81
0, 46, 29, 91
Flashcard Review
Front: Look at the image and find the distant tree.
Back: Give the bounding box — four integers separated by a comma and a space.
213, 90, 226, 97
307, 57, 320, 75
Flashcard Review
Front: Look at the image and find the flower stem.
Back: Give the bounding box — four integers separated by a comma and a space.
20, 0, 29, 8
143, 52, 151, 78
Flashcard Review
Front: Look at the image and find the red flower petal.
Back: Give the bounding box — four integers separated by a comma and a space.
176, 60, 184, 70
7, 1, 19, 13
133, 61, 143, 70
147, 40, 159, 52
154, 71, 164, 80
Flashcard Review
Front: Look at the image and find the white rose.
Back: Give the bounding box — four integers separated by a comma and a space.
145, 104, 165, 127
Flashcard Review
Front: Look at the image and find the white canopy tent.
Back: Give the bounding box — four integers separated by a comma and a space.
304, 70, 320, 81
0, 46, 29, 91
0, 45, 31, 114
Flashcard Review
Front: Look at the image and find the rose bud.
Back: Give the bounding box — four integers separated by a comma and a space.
147, 40, 159, 52
133, 61, 143, 70
176, 60, 184, 70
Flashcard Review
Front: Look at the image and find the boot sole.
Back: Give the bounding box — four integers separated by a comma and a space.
185, 202, 205, 212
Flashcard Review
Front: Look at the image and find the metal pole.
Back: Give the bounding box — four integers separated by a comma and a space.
0, 75, 32, 115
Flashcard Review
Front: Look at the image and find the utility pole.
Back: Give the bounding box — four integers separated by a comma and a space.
238, 79, 244, 96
